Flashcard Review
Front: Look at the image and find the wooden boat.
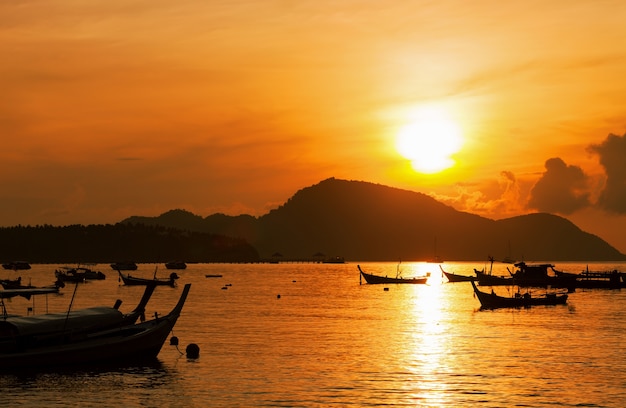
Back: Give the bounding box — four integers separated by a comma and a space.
110, 261, 138, 271
0, 283, 189, 370
165, 261, 187, 270
118, 270, 179, 287
2, 261, 31, 270
55, 266, 106, 283
358, 265, 428, 284
470, 280, 568, 310
440, 265, 474, 282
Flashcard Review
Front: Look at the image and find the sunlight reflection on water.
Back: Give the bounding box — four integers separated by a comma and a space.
1, 262, 626, 406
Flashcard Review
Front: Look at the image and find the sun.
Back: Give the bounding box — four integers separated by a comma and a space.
395, 106, 464, 174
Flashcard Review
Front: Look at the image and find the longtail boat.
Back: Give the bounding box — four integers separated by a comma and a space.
470, 280, 568, 310
358, 265, 428, 285
0, 283, 190, 370
118, 269, 179, 287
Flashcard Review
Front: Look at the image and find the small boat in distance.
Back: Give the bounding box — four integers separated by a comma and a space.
322, 256, 346, 264
110, 261, 138, 271
0, 276, 65, 291
470, 280, 568, 310
2, 261, 31, 270
358, 265, 429, 285
440, 265, 475, 282
117, 270, 179, 287
165, 261, 187, 270
55, 266, 106, 283
426, 237, 443, 263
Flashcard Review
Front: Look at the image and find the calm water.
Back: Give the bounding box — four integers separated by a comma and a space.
1, 261, 626, 407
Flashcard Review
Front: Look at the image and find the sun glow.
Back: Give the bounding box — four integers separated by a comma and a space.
396, 106, 464, 174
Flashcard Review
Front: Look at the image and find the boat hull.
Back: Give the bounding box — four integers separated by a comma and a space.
0, 313, 177, 369
441, 266, 475, 282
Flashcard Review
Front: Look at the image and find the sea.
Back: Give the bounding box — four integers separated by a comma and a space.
1, 261, 626, 407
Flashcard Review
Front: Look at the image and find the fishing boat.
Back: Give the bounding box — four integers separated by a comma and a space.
511, 262, 578, 289
110, 261, 138, 271
440, 265, 475, 282
118, 270, 179, 287
55, 266, 106, 283
0, 283, 190, 370
165, 261, 187, 270
470, 280, 568, 310
358, 265, 428, 284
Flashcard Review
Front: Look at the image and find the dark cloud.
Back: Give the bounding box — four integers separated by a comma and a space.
527, 157, 591, 214
588, 133, 626, 214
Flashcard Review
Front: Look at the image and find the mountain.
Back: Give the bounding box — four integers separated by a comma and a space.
121, 178, 626, 261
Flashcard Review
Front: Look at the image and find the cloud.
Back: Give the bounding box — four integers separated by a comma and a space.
434, 171, 526, 218
588, 133, 626, 214
527, 157, 591, 214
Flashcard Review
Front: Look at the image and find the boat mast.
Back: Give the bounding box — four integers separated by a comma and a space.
63, 283, 80, 331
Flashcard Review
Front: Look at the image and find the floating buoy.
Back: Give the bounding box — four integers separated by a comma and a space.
186, 343, 200, 359
170, 336, 179, 346
277, 294, 281, 299
383, 287, 389, 291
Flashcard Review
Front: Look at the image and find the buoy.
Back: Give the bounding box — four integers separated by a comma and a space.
170, 336, 179, 346
277, 294, 281, 299
186, 343, 200, 359
383, 287, 389, 291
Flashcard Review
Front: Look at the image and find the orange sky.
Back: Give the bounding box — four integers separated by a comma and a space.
2, 1, 626, 253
